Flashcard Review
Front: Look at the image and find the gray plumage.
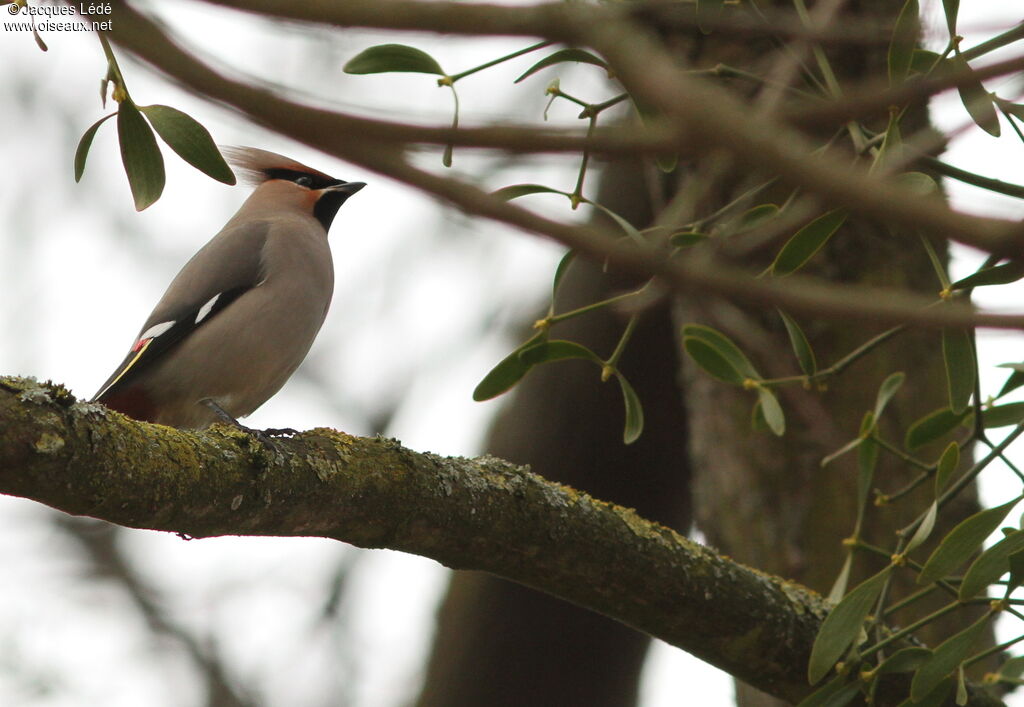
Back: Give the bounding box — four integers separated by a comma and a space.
93, 147, 365, 429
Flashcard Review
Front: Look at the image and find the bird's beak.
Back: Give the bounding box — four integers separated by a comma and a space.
324, 181, 366, 196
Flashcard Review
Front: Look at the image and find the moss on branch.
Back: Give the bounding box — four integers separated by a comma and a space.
0, 374, 835, 701
1, 375, 1009, 703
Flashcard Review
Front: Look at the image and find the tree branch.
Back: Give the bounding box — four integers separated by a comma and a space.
96, 0, 1024, 261
175, 0, 1024, 255
1, 376, 1008, 705
1, 374, 829, 701
577, 18, 1024, 257
90, 3, 1024, 332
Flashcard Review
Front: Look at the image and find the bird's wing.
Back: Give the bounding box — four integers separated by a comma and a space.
92, 221, 270, 402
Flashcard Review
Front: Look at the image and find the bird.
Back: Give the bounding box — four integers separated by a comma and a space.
92, 147, 365, 431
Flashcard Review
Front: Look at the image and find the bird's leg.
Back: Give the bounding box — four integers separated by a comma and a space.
199, 398, 293, 447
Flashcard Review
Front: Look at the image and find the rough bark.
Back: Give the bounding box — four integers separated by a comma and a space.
0, 376, 1008, 706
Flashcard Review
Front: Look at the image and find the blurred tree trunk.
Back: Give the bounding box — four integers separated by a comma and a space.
415, 158, 691, 707
671, 3, 995, 706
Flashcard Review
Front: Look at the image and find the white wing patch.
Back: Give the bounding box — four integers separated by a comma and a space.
195, 293, 222, 324
138, 320, 175, 341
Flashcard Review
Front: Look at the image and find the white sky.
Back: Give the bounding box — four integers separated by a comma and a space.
0, 1, 1021, 706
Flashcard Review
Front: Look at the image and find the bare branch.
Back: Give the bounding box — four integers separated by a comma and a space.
788, 52, 1024, 129
98, 3, 1024, 331
578, 18, 1024, 257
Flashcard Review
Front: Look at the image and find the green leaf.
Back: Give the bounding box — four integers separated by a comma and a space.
771, 210, 847, 276
827, 554, 853, 605
998, 365, 1024, 399
950, 54, 1000, 137
473, 338, 604, 402
888, 0, 919, 85
696, 0, 724, 34
683, 337, 746, 385
74, 113, 116, 182
918, 231, 951, 291
757, 386, 785, 436
935, 442, 959, 496
138, 105, 235, 185
899, 676, 954, 707
477, 340, 540, 395
681, 324, 760, 380
615, 372, 644, 444
117, 100, 165, 211
343, 44, 445, 75
808, 566, 893, 684
910, 614, 989, 700
589, 201, 645, 245
518, 339, 602, 367
895, 171, 938, 195
941, 0, 959, 38
907, 501, 938, 552
669, 231, 710, 248
910, 49, 944, 76
942, 328, 975, 415
960, 528, 1024, 599
905, 407, 968, 450
656, 153, 678, 174
778, 310, 817, 376
751, 397, 770, 433
873, 372, 906, 421
952, 260, 1024, 289
1005, 548, 1024, 595
795, 675, 861, 707
997, 656, 1024, 681
734, 203, 779, 232
874, 114, 903, 171
442, 83, 459, 168
998, 99, 1024, 121
473, 339, 540, 401
493, 183, 568, 201
820, 435, 863, 469
875, 647, 932, 675
551, 250, 576, 301
514, 48, 609, 83
983, 402, 1024, 429
820, 683, 861, 707
918, 496, 1021, 585
857, 437, 879, 517
32, 24, 47, 52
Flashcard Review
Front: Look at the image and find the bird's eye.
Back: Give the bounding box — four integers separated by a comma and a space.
295, 176, 313, 187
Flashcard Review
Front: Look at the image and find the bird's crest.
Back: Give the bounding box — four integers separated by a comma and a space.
221, 146, 335, 186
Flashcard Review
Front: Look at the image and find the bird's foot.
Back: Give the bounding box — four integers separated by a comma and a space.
262, 426, 299, 437
200, 399, 287, 450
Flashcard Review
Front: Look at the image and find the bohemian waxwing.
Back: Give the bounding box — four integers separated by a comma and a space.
92, 147, 365, 430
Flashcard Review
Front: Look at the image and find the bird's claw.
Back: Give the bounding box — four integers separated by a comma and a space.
262, 426, 299, 437
200, 398, 289, 450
